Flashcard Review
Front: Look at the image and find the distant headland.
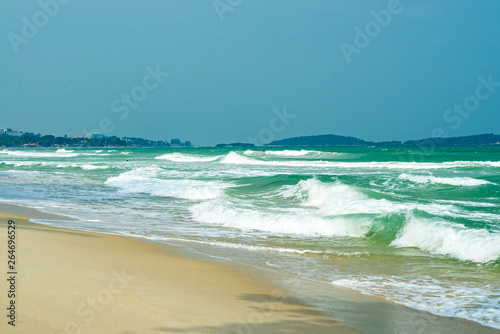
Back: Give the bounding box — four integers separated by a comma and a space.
0, 127, 191, 148
266, 133, 500, 147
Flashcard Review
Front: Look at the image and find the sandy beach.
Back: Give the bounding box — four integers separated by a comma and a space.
0, 206, 361, 333
1, 205, 498, 334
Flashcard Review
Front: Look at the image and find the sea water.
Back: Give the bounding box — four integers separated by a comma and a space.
0, 146, 499, 328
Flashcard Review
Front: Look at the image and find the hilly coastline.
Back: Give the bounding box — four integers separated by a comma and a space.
267, 133, 500, 147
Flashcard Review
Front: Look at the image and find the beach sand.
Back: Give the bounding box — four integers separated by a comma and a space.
0, 205, 498, 334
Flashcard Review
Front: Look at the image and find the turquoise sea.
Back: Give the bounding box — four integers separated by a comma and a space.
0, 146, 499, 329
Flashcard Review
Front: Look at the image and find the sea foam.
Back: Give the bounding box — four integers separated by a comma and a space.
221, 152, 500, 170
0, 149, 80, 158
154, 153, 220, 162
391, 215, 500, 263
399, 173, 492, 186
105, 167, 225, 200
190, 199, 373, 237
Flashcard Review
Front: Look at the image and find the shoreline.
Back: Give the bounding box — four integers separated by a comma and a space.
0, 203, 499, 333
0, 206, 360, 333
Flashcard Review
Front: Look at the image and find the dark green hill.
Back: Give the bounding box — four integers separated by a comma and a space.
267, 133, 500, 147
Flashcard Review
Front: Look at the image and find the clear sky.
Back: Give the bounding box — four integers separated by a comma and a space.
1, 0, 500, 146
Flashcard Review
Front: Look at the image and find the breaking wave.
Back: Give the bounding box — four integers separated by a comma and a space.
399, 173, 493, 186
105, 167, 225, 200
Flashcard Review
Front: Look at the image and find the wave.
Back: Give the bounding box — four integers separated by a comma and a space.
190, 198, 374, 237
105, 167, 225, 200
244, 149, 315, 157
143, 236, 358, 256
220, 152, 259, 164
0, 170, 47, 176
280, 179, 452, 218
0, 160, 46, 167
280, 179, 382, 216
391, 215, 500, 263
80, 164, 109, 170
332, 275, 500, 330
244, 149, 343, 158
399, 173, 493, 186
221, 152, 500, 169
434, 199, 498, 208
0, 148, 110, 158
154, 153, 220, 162
54, 163, 109, 170
0, 149, 80, 158
283, 179, 500, 226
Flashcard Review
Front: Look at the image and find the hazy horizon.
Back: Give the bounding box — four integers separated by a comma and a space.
2, 0, 499, 146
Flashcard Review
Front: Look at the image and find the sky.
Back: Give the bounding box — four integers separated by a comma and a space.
1, 0, 500, 146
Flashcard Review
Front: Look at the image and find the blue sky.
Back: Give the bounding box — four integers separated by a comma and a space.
1, 0, 500, 145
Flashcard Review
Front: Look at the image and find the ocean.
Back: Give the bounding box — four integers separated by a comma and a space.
0, 146, 499, 329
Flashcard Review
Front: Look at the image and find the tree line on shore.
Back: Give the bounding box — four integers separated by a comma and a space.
0, 133, 191, 148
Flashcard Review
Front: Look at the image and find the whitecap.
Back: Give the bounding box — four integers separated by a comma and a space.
155, 153, 220, 162
105, 167, 225, 200
399, 173, 493, 186
391, 215, 500, 263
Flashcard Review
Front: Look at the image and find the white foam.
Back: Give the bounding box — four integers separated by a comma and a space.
283, 179, 377, 216
391, 215, 500, 263
281, 179, 422, 216
244, 149, 347, 159
221, 152, 500, 170
105, 168, 225, 200
0, 149, 79, 158
435, 200, 498, 208
0, 161, 45, 167
220, 152, 258, 164
155, 153, 220, 162
399, 173, 493, 186
244, 149, 316, 157
332, 275, 500, 329
190, 198, 373, 237
80, 164, 109, 170
280, 179, 499, 222
147, 236, 342, 255
54, 163, 109, 170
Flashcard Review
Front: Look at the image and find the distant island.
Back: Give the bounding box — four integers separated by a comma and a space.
215, 142, 255, 148
0, 127, 191, 148
267, 133, 500, 147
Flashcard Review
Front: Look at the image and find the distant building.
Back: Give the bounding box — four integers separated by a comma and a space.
0, 127, 22, 136
73, 133, 99, 139
6, 130, 22, 137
